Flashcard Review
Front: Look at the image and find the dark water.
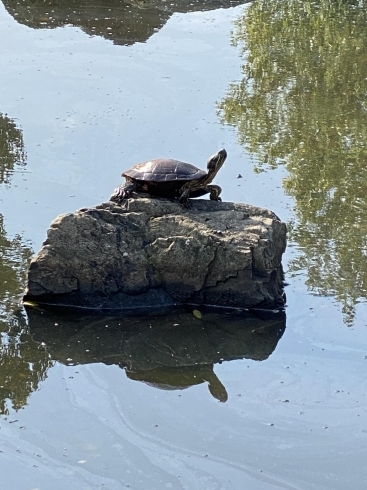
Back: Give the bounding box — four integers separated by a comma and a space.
1, 1, 367, 489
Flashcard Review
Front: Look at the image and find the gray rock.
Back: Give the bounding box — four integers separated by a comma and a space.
23, 197, 287, 309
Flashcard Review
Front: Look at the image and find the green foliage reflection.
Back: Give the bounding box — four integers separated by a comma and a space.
0, 113, 49, 414
0, 113, 26, 185
0, 217, 50, 415
219, 0, 367, 324
0, 216, 32, 320
0, 111, 30, 317
0, 311, 52, 415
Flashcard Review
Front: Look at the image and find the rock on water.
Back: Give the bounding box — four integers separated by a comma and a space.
24, 197, 287, 310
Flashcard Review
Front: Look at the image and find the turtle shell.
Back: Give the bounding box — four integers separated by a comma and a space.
123, 158, 206, 183
121, 158, 209, 199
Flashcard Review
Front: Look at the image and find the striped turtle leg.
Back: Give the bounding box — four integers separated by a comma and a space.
178, 186, 193, 208
207, 185, 222, 202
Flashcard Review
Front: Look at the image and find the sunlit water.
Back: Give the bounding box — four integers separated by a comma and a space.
1, 1, 367, 489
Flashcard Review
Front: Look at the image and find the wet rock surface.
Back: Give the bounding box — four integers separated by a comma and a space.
24, 196, 287, 309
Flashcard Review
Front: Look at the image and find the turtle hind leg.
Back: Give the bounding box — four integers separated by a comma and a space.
207, 185, 222, 202
109, 180, 137, 204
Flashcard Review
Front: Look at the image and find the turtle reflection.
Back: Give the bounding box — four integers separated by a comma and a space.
27, 306, 286, 403
127, 364, 228, 402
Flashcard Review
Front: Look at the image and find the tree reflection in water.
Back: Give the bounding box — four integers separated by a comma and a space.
0, 113, 26, 186
219, 0, 367, 324
0, 308, 51, 416
0, 114, 49, 416
0, 219, 50, 416
0, 112, 30, 320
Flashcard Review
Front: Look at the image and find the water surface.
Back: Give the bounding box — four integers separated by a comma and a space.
1, 1, 367, 489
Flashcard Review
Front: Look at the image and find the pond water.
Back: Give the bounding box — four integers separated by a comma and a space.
1, 1, 367, 489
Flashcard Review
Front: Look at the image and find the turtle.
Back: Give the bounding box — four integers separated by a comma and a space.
109, 148, 227, 208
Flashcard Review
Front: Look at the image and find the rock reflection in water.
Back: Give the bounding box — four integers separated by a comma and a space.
2, 0, 250, 46
27, 306, 286, 402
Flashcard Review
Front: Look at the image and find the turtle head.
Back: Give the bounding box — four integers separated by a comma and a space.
207, 148, 227, 173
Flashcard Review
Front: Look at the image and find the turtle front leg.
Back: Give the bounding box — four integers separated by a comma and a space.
207, 185, 222, 202
109, 180, 137, 204
178, 184, 193, 209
